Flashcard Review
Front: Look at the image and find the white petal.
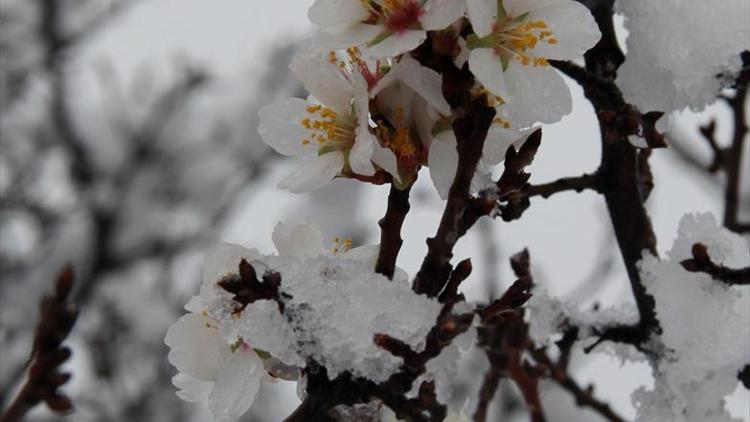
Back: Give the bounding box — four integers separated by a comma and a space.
184, 295, 203, 313
420, 0, 467, 30
272, 221, 327, 257
350, 130, 377, 176
366, 29, 427, 58
467, 0, 497, 37
504, 62, 571, 126
482, 124, 532, 165
165, 314, 230, 381
258, 98, 318, 157
208, 349, 264, 422
172, 374, 212, 404
340, 244, 380, 266
313, 24, 383, 50
454, 36, 470, 68
396, 56, 451, 115
527, 2, 600, 60
202, 243, 260, 286
375, 79, 416, 128
413, 97, 440, 150
428, 130, 458, 200
468, 48, 509, 98
308, 0, 368, 29
277, 151, 345, 193
371, 142, 401, 183
290, 48, 354, 115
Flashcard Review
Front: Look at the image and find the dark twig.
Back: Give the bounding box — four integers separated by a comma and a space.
375, 184, 412, 279
525, 172, 602, 199
680, 243, 750, 285
722, 52, 750, 233
1, 266, 78, 422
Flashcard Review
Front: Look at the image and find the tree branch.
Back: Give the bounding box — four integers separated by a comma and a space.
525, 172, 602, 199
722, 52, 750, 233
680, 243, 750, 285
375, 184, 412, 279
1, 266, 78, 422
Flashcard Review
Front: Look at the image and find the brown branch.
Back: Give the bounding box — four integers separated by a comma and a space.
563, 0, 661, 343
680, 243, 750, 285
411, 44, 497, 297
525, 172, 601, 199
528, 344, 626, 422
1, 266, 78, 422
375, 184, 412, 279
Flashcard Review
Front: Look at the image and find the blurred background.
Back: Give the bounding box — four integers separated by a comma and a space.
0, 0, 747, 421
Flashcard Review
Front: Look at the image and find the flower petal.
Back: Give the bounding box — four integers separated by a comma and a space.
468, 48, 509, 98
272, 221, 327, 257
366, 29, 427, 58
482, 124, 533, 165
308, 0, 369, 29
258, 98, 319, 157
208, 349, 264, 422
290, 48, 354, 115
277, 151, 345, 193
313, 24, 383, 50
467, 0, 497, 37
420, 0, 466, 31
350, 130, 377, 176
428, 130, 458, 200
202, 243, 260, 286
527, 1, 600, 60
172, 374, 212, 404
396, 55, 451, 116
371, 142, 401, 183
504, 62, 571, 126
340, 244, 380, 266
165, 314, 230, 381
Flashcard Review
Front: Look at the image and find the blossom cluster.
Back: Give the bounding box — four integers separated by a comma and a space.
258, 0, 600, 198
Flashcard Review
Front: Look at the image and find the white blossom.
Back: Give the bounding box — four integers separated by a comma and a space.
466, 0, 600, 126
309, 0, 466, 58
258, 49, 385, 192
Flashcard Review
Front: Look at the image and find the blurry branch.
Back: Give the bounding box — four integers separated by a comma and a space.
721, 51, 750, 233
680, 243, 750, 285
474, 251, 627, 422
525, 172, 602, 199
375, 184, 412, 280
0, 265, 78, 422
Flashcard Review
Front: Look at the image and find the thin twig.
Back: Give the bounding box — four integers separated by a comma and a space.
525, 172, 601, 199
722, 52, 750, 233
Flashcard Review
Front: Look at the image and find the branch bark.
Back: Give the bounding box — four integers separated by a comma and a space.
375, 184, 412, 279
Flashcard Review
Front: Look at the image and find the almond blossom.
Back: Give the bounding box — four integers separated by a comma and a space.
258, 49, 390, 192
309, 0, 466, 57
466, 0, 600, 126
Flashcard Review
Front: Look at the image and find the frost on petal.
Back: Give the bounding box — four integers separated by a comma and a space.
366, 29, 427, 58
634, 213, 750, 421
468, 48, 509, 98
466, 0, 497, 38
503, 61, 571, 126
172, 373, 212, 403
428, 131, 458, 200
308, 0, 369, 29
272, 221, 326, 258
164, 314, 230, 381
258, 98, 318, 157
290, 48, 354, 115
235, 300, 304, 367
202, 243, 260, 286
526, 1, 601, 60
277, 151, 345, 193
419, 0, 467, 31
208, 349, 264, 422
339, 244, 380, 266
616, 0, 750, 112
313, 24, 383, 50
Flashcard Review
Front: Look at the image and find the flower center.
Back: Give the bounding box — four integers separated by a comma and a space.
490, 19, 556, 66
300, 105, 356, 153
361, 0, 423, 32
328, 48, 383, 89
331, 236, 353, 254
